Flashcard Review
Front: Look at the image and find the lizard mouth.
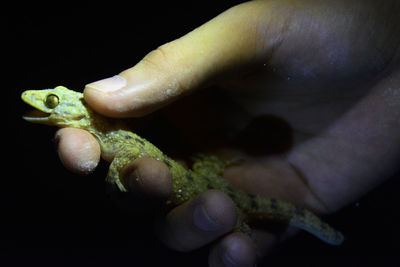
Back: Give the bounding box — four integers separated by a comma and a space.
23, 110, 50, 122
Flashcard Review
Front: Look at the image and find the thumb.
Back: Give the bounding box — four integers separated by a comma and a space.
84, 1, 285, 117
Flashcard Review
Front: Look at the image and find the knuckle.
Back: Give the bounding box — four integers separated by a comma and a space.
142, 43, 176, 73
141, 42, 189, 93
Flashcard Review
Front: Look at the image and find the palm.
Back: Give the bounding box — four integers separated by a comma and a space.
156, 1, 400, 216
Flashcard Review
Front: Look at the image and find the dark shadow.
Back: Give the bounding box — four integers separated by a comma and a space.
233, 115, 293, 156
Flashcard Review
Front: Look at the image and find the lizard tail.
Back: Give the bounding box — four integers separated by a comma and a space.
237, 194, 344, 245
288, 206, 344, 245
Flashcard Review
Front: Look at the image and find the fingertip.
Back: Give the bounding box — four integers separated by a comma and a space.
157, 190, 237, 252
84, 60, 185, 118
120, 157, 172, 199
84, 77, 127, 118
193, 190, 237, 233
55, 128, 100, 174
209, 232, 257, 267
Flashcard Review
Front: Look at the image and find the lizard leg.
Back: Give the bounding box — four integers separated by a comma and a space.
106, 153, 134, 192
191, 154, 242, 177
234, 209, 252, 235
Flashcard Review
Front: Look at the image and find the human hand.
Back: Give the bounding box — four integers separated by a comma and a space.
56, 0, 400, 265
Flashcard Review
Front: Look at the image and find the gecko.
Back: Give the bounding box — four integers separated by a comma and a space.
21, 86, 344, 245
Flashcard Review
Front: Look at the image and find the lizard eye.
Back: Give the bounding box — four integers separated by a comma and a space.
45, 94, 59, 109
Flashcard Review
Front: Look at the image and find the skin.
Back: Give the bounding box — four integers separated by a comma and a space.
56, 0, 400, 265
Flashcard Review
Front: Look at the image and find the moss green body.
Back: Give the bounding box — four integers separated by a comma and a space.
22, 86, 344, 245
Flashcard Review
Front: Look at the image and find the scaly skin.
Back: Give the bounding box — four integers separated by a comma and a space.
21, 86, 344, 245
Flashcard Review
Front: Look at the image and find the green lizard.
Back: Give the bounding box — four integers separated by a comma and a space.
21, 86, 344, 245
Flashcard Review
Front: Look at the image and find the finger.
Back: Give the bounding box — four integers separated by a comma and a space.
287, 68, 400, 212
156, 190, 237, 252
208, 232, 256, 267
207, 228, 297, 266
84, 0, 285, 117
55, 128, 100, 174
120, 157, 172, 199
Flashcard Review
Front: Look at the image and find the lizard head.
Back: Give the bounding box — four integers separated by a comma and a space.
21, 86, 92, 129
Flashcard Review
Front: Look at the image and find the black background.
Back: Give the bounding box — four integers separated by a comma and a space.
4, 2, 399, 266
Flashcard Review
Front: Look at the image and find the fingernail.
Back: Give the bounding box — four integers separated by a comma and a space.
193, 202, 222, 232
85, 75, 127, 92
221, 253, 238, 267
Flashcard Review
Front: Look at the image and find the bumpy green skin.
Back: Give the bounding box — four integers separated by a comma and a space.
21, 86, 344, 245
